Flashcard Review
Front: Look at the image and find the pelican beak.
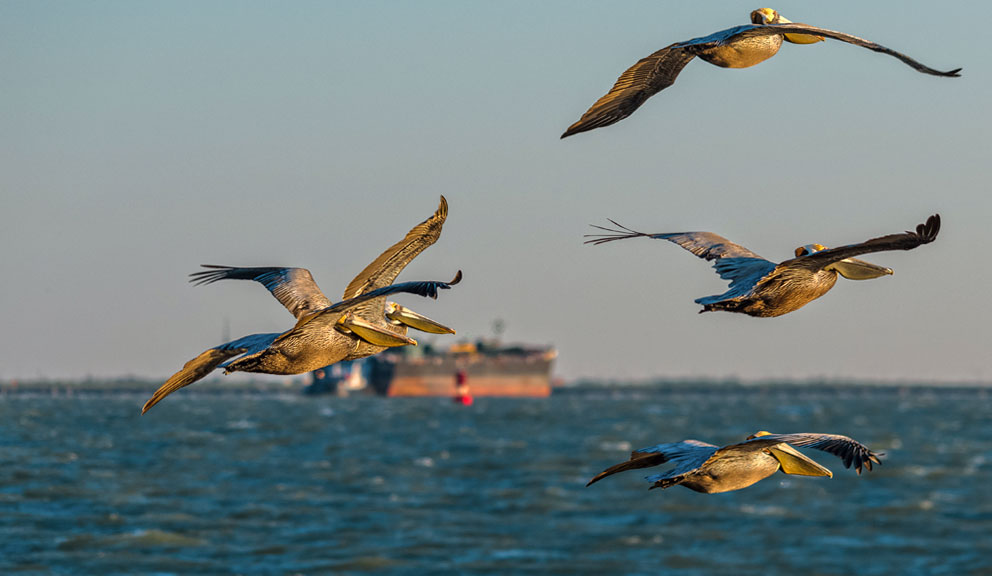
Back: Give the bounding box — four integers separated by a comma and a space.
336, 314, 417, 347
386, 304, 456, 335
768, 444, 833, 478
828, 258, 894, 280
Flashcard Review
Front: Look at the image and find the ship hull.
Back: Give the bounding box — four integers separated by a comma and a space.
368, 350, 554, 397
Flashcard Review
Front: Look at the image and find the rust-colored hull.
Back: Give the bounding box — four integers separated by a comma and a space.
368, 346, 555, 398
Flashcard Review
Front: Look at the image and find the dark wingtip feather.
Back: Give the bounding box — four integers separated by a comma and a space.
561, 119, 596, 139
929, 67, 962, 77
583, 219, 647, 245
421, 271, 463, 299
908, 214, 940, 245
926, 213, 941, 242
560, 123, 582, 139
437, 195, 448, 219
561, 115, 610, 139
188, 264, 232, 286
866, 453, 884, 474
852, 448, 884, 475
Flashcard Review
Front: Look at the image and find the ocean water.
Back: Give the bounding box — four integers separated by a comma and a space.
0, 387, 989, 576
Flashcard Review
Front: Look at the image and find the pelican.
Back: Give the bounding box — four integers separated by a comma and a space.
561, 8, 961, 138
586, 214, 939, 317
142, 196, 458, 414
587, 431, 882, 494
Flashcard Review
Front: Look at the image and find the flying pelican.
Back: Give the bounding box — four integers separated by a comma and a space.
586, 214, 940, 317
142, 196, 458, 414
587, 431, 882, 494
561, 8, 961, 138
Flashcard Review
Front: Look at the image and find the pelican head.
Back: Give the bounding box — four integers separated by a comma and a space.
750, 8, 780, 24
751, 8, 825, 44
385, 302, 456, 334
795, 243, 893, 280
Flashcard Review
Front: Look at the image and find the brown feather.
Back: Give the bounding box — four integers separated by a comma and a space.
587, 451, 669, 487
141, 347, 245, 414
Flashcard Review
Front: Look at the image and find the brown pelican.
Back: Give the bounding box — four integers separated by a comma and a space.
142, 196, 458, 414
586, 214, 939, 317
561, 8, 961, 138
587, 431, 882, 494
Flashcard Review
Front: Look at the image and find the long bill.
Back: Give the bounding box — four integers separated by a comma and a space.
827, 257, 894, 280
387, 304, 456, 334
336, 314, 417, 347
768, 444, 833, 477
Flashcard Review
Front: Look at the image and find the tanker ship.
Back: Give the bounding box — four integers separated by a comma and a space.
306, 340, 557, 397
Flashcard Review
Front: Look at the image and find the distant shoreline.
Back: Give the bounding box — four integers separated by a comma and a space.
0, 377, 305, 395
560, 377, 992, 390
1, 377, 989, 396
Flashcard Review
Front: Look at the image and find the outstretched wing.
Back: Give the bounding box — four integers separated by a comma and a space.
786, 214, 940, 272
341, 196, 448, 323
587, 439, 718, 487
561, 43, 697, 138
342, 196, 448, 299
141, 332, 280, 414
561, 23, 776, 139
741, 23, 961, 77
586, 220, 776, 295
190, 265, 332, 320
332, 271, 462, 312
720, 433, 883, 475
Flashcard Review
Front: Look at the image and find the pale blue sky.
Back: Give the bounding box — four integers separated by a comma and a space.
1, 1, 989, 383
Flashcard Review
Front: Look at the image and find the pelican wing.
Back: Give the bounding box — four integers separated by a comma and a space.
562, 24, 779, 139
721, 433, 883, 475
739, 23, 961, 77
587, 439, 718, 487
340, 196, 448, 324
282, 271, 462, 340
561, 43, 697, 138
587, 221, 776, 295
190, 265, 332, 320
142, 332, 280, 414
342, 196, 448, 299
786, 214, 940, 273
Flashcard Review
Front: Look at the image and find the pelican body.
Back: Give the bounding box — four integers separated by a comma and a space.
561, 8, 961, 138
143, 197, 458, 414
586, 214, 940, 318
587, 431, 882, 494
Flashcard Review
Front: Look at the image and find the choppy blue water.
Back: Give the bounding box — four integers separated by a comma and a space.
1, 387, 989, 575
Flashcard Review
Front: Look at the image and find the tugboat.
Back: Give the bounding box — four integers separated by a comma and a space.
302, 360, 367, 396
